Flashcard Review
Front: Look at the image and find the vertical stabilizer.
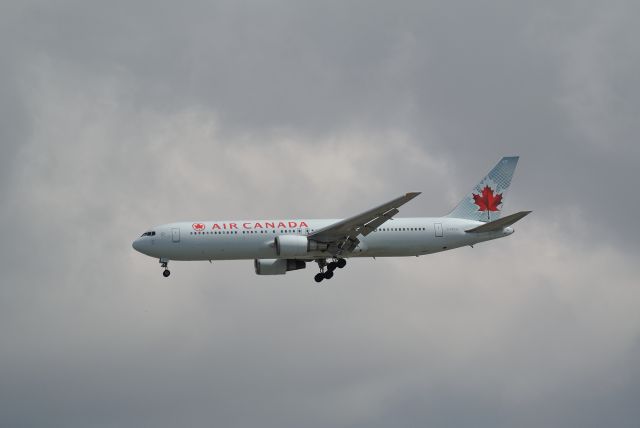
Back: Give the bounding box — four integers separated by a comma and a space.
446, 156, 519, 222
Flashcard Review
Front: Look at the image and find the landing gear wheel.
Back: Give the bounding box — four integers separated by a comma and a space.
314, 273, 324, 283
324, 270, 334, 280
337, 258, 347, 269
159, 258, 170, 277
327, 262, 338, 272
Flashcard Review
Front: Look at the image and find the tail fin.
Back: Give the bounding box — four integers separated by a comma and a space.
446, 156, 519, 222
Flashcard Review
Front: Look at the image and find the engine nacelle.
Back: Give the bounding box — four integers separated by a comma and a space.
275, 235, 308, 257
254, 258, 306, 275
274, 235, 327, 257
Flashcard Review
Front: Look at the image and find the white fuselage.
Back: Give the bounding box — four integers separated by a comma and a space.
132, 217, 513, 261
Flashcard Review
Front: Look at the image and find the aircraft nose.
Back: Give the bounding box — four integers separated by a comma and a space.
132, 239, 142, 252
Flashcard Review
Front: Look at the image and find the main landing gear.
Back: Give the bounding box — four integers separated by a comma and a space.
160, 258, 170, 277
314, 258, 347, 283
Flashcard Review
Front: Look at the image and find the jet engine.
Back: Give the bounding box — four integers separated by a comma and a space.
274, 235, 327, 257
254, 258, 306, 275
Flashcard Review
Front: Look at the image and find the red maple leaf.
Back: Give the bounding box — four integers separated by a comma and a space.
473, 185, 503, 212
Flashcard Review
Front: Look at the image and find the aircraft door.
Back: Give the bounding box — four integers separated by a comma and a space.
434, 223, 443, 238
172, 228, 180, 242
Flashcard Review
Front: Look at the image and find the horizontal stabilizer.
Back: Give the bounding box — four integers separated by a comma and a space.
465, 211, 532, 233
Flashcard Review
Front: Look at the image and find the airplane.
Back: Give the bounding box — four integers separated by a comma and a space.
132, 156, 530, 283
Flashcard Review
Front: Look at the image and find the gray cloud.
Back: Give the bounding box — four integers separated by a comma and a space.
1, 1, 639, 427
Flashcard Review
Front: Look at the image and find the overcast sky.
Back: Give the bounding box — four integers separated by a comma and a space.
1, 1, 639, 427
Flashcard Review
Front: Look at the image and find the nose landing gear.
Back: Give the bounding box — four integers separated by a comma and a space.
314, 258, 346, 283
160, 258, 170, 277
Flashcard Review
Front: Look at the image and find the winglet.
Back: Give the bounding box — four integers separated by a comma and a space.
465, 211, 532, 233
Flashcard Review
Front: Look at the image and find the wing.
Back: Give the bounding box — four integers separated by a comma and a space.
308, 192, 421, 254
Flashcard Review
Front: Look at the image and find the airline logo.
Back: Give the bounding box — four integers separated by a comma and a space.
473, 185, 503, 212
192, 221, 310, 231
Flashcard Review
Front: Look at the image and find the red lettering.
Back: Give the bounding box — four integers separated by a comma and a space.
288, 221, 297, 228
299, 221, 309, 228
243, 222, 252, 229
229, 223, 238, 229
212, 224, 221, 230
254, 223, 263, 229
265, 222, 275, 229
277, 222, 286, 228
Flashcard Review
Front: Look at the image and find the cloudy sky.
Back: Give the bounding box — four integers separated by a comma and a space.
1, 1, 639, 427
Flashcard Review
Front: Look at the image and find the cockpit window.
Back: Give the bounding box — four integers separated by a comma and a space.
140, 231, 156, 237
